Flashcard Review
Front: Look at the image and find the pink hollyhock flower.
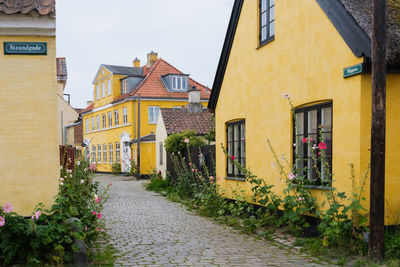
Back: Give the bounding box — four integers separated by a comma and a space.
92, 211, 97, 215
90, 164, 96, 171
31, 216, 34, 221
35, 211, 41, 220
77, 156, 81, 160
97, 213, 102, 219
85, 225, 87, 231
288, 172, 296, 180
209, 176, 214, 180
3, 203, 13, 213
309, 138, 313, 142
302, 137, 307, 143
188, 162, 191, 166
184, 138, 190, 144
0, 216, 5, 227
318, 142, 327, 150
318, 152, 321, 156
282, 93, 290, 99
231, 155, 235, 160
95, 197, 101, 203
96, 227, 100, 231
110, 182, 113, 187
298, 197, 305, 201
211, 180, 214, 185
192, 168, 195, 173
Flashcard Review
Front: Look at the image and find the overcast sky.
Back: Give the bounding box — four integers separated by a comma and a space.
56, 0, 234, 108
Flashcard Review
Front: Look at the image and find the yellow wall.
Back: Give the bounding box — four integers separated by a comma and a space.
214, 0, 373, 216
0, 35, 59, 215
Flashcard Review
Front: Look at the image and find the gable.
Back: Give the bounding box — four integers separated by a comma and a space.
92, 66, 112, 84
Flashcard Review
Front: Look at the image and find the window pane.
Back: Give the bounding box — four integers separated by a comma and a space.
322, 107, 332, 132
308, 110, 317, 134
307, 158, 317, 180
296, 135, 304, 157
261, 12, 267, 27
241, 141, 245, 157
149, 107, 154, 122
234, 124, 239, 141
241, 122, 245, 139
177, 77, 181, 90
155, 107, 160, 122
261, 26, 267, 41
261, 0, 267, 12
269, 20, 275, 36
228, 141, 233, 158
269, 6, 275, 21
307, 133, 317, 157
173, 77, 176, 89
228, 126, 233, 141
269, 0, 275, 6
323, 133, 332, 156
296, 113, 304, 134
228, 159, 233, 174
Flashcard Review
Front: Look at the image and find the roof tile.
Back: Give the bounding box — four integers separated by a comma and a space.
161, 108, 214, 135
0, 0, 55, 15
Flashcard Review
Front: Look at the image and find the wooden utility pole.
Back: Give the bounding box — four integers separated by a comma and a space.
369, 0, 387, 260
137, 94, 141, 178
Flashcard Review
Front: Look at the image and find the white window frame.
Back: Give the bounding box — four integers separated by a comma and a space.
96, 115, 100, 130
108, 112, 112, 127
107, 79, 112, 95
109, 143, 113, 163
122, 80, 128, 94
115, 142, 120, 163
123, 107, 128, 124
148, 106, 160, 124
92, 145, 96, 163
97, 145, 101, 164
85, 118, 89, 132
91, 117, 95, 131
102, 114, 106, 128
101, 82, 105, 98
96, 84, 100, 100
172, 76, 187, 91
114, 110, 119, 126
103, 144, 107, 164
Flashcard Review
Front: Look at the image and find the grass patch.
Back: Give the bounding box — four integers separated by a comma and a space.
88, 233, 117, 266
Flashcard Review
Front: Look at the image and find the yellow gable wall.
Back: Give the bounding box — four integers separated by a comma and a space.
93, 67, 126, 108
0, 36, 58, 215
215, 1, 367, 215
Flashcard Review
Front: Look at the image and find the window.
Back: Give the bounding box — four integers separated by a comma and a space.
115, 142, 120, 163
114, 110, 119, 126
159, 142, 163, 165
123, 107, 128, 124
107, 79, 112, 95
172, 76, 188, 90
227, 120, 246, 177
102, 114, 106, 128
97, 145, 101, 163
122, 80, 128, 94
294, 103, 332, 184
101, 82, 105, 98
260, 0, 275, 45
103, 144, 107, 164
148, 106, 160, 124
96, 115, 100, 130
96, 84, 100, 100
85, 118, 89, 132
91, 117, 95, 131
108, 112, 112, 127
92, 145, 96, 163
109, 143, 113, 163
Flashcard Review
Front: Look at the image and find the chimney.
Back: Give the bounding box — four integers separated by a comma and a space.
146, 51, 158, 67
186, 86, 203, 113
87, 101, 93, 107
133, 57, 140, 68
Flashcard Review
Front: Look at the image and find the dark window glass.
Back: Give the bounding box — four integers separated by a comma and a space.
226, 120, 246, 177
259, 0, 275, 45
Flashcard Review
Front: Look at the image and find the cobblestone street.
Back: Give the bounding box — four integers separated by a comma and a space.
98, 174, 330, 266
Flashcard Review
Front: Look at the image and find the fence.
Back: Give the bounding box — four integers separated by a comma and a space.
59, 145, 76, 170
166, 145, 216, 179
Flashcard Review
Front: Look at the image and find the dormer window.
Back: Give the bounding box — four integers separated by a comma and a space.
172, 76, 188, 90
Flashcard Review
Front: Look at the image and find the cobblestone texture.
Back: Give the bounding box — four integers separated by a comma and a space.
97, 174, 332, 266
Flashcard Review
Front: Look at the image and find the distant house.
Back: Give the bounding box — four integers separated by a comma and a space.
209, 0, 400, 224
57, 57, 79, 145
0, 0, 58, 215
81, 52, 210, 174
156, 88, 214, 176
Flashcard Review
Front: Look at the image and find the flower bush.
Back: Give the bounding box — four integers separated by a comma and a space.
0, 156, 110, 265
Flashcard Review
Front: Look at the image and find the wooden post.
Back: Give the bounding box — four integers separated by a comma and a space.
137, 94, 141, 178
369, 0, 387, 260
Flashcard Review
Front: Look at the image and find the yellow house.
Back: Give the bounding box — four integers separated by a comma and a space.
209, 0, 400, 224
0, 0, 59, 215
82, 52, 210, 174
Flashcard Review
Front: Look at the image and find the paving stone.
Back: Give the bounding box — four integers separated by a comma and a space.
96, 174, 334, 266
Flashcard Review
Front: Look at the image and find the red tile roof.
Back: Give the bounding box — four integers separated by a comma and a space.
113, 58, 211, 102
0, 0, 55, 15
161, 108, 214, 135
79, 103, 94, 114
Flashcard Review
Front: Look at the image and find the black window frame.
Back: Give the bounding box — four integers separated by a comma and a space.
226, 120, 246, 178
293, 102, 333, 186
259, 0, 275, 46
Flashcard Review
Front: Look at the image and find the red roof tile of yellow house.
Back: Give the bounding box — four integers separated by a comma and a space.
113, 58, 211, 102
0, 0, 55, 15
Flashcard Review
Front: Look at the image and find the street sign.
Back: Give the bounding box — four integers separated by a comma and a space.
3, 42, 47, 55
343, 63, 363, 78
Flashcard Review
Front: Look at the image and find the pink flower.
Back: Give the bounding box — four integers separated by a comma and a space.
302, 138, 308, 143
188, 162, 191, 166
3, 203, 13, 213
110, 182, 113, 187
309, 138, 313, 142
95, 197, 101, 203
77, 156, 81, 160
90, 164, 96, 171
31, 216, 34, 221
298, 197, 305, 202
209, 176, 214, 180
97, 213, 102, 219
192, 168, 195, 173
96, 227, 100, 231
210, 180, 214, 185
282, 93, 290, 99
85, 225, 87, 231
35, 211, 41, 220
184, 138, 190, 144
288, 172, 296, 180
0, 216, 5, 227
318, 142, 327, 150
92, 211, 97, 215
231, 155, 235, 161
318, 152, 321, 156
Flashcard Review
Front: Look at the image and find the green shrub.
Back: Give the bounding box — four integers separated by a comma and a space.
145, 172, 170, 193
164, 130, 206, 154
111, 162, 121, 174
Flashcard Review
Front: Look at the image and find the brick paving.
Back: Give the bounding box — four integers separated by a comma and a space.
97, 174, 332, 266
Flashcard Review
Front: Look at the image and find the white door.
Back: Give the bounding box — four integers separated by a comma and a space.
120, 132, 131, 172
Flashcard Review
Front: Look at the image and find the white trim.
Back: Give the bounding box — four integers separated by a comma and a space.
83, 123, 132, 134
0, 13, 55, 36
